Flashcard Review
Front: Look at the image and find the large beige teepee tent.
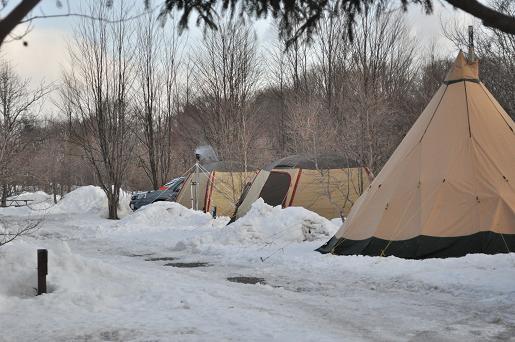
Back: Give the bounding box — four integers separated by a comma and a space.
318, 52, 515, 258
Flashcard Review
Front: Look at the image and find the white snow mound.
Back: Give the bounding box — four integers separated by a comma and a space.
176, 199, 339, 249
0, 239, 136, 300
226, 198, 339, 242
48, 186, 108, 215
117, 201, 227, 231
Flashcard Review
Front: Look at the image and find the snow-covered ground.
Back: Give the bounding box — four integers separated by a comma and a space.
0, 187, 514, 342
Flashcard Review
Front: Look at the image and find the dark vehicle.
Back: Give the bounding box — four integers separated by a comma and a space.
129, 177, 185, 211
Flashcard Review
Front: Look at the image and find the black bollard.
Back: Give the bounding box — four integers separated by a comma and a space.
37, 249, 48, 295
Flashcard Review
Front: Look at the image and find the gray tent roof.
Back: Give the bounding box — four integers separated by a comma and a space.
264, 154, 361, 171
203, 161, 258, 172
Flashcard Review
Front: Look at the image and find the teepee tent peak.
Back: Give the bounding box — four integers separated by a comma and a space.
444, 51, 479, 83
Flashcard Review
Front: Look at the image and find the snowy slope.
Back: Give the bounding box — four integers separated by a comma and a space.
0, 187, 514, 342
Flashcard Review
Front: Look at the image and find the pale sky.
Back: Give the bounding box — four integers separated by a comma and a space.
0, 0, 476, 117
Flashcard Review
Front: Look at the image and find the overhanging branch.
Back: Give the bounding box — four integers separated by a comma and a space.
0, 0, 41, 46
446, 0, 515, 34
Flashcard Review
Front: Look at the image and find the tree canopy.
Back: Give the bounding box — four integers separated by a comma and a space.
0, 0, 513, 47
159, 0, 515, 44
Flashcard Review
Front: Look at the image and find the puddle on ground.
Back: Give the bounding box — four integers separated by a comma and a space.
145, 257, 177, 262
227, 276, 266, 285
164, 262, 210, 268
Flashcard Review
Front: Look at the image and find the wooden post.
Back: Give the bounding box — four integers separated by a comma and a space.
37, 249, 47, 295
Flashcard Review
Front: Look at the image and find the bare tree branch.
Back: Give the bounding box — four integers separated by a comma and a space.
0, 217, 41, 247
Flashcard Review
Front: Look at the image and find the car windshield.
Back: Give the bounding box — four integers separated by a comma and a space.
163, 177, 183, 188
168, 178, 184, 191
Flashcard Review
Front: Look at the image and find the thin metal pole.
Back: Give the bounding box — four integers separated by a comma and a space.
190, 171, 194, 210
194, 161, 199, 210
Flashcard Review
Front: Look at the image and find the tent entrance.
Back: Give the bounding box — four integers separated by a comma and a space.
259, 171, 291, 207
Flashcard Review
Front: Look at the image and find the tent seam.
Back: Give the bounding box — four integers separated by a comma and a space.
419, 85, 449, 143
479, 83, 515, 134
464, 81, 481, 234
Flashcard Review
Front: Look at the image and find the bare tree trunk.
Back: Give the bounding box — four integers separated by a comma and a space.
1, 183, 7, 207
52, 182, 57, 204
107, 191, 118, 219
60, 2, 135, 220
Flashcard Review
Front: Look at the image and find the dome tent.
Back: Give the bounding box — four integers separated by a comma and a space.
175, 161, 258, 217
318, 52, 515, 258
232, 154, 371, 220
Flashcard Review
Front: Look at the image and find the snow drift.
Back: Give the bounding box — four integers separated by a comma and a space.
226, 198, 339, 242
0, 239, 135, 301
171, 199, 340, 251
116, 201, 228, 231
0, 186, 130, 217
48, 186, 107, 214
47, 186, 131, 217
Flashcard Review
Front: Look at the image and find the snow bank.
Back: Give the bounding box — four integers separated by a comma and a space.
0, 240, 41, 298
172, 199, 339, 251
10, 191, 53, 204
227, 199, 339, 242
116, 201, 227, 232
48, 186, 107, 215
0, 239, 135, 301
46, 186, 131, 218
0, 187, 131, 219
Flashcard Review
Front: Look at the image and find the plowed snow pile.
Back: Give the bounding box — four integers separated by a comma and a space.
173, 199, 339, 250
45, 186, 131, 217
0, 239, 134, 300
227, 198, 338, 242
48, 186, 108, 214
116, 201, 228, 231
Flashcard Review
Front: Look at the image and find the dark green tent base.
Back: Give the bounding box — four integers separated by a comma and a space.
316, 231, 515, 259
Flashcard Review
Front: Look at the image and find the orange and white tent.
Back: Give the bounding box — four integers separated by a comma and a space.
318, 52, 515, 258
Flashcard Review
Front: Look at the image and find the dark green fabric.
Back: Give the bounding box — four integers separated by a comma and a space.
316, 231, 515, 259
443, 78, 480, 85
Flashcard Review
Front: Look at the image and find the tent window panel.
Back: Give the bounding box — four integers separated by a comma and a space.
259, 172, 291, 207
